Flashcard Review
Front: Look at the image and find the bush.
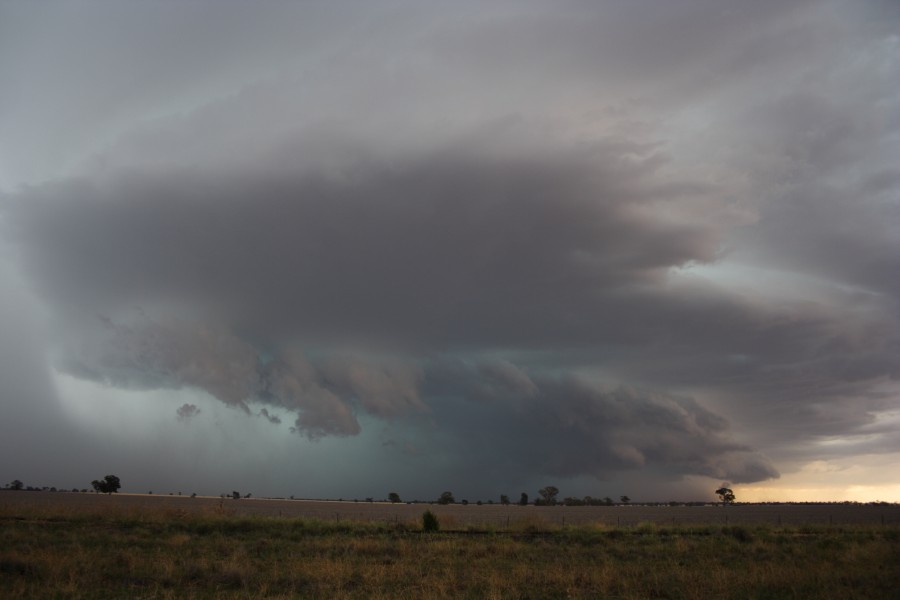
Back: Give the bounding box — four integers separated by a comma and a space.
422, 510, 440, 532
724, 525, 754, 543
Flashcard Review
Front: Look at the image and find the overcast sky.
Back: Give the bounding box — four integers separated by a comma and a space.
1, 0, 898, 502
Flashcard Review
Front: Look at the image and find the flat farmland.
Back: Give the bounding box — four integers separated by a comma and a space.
3, 491, 899, 598
2, 491, 897, 528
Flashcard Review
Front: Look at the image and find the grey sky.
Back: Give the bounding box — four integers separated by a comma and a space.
1, 0, 898, 501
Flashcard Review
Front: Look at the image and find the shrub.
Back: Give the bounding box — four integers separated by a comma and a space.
422, 510, 440, 532
724, 525, 753, 543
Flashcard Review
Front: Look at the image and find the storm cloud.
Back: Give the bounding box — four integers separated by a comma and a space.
1, 0, 898, 500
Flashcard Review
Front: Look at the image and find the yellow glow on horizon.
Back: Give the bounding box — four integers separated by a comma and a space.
736, 455, 900, 503
739, 484, 900, 503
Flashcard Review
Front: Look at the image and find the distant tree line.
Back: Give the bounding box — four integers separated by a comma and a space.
4, 477, 122, 494
426, 487, 637, 507
4, 480, 88, 493
3, 478, 769, 508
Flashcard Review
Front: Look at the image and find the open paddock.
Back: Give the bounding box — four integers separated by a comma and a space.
2, 491, 897, 529
2, 491, 899, 599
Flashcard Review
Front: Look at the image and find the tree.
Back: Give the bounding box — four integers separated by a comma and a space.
715, 487, 735, 505
538, 486, 559, 506
438, 491, 455, 505
620, 495, 631, 504
388, 492, 401, 504
9, 479, 23, 491
91, 475, 121, 495
500, 494, 510, 505
519, 492, 529, 506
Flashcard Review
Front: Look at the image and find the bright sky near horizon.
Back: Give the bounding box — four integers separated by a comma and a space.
1, 0, 899, 503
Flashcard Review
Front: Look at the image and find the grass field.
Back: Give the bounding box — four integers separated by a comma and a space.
2, 492, 899, 598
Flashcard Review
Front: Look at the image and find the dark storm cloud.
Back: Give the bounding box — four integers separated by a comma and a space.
257, 408, 281, 425
0, 127, 791, 481
43, 312, 426, 439
4, 137, 722, 347
2, 0, 899, 497
422, 359, 778, 483
704, 16, 900, 305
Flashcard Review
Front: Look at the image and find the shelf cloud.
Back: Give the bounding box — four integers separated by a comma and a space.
1, 0, 898, 500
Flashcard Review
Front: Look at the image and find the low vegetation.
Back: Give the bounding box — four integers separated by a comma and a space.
1, 500, 898, 599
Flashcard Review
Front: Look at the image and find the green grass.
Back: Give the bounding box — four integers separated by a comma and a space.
1, 504, 898, 599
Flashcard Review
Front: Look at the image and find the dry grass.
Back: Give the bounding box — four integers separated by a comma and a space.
1, 496, 898, 599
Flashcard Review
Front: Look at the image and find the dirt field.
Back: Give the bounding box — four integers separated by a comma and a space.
2, 490, 897, 528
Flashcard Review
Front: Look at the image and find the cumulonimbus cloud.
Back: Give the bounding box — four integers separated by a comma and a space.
1, 0, 898, 494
